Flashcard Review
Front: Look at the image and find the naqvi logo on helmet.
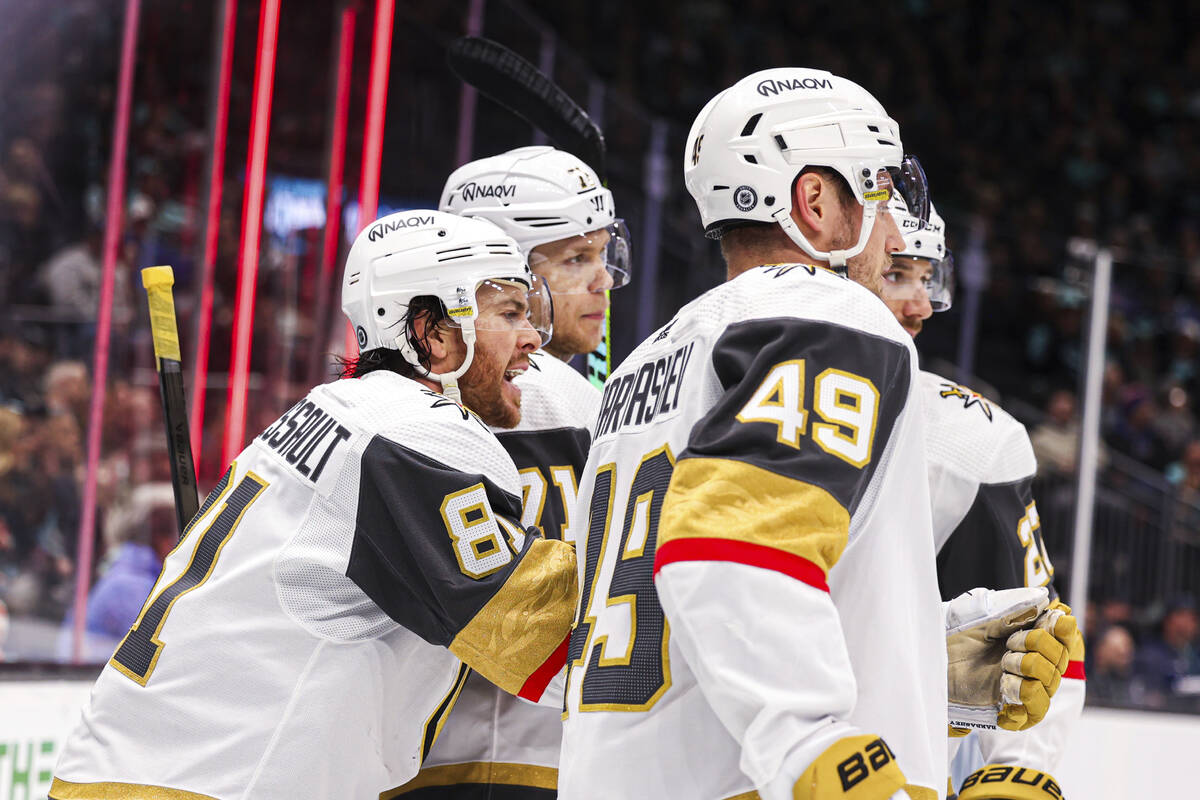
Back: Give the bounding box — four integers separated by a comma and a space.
755, 76, 833, 96
368, 214, 437, 242
459, 182, 517, 203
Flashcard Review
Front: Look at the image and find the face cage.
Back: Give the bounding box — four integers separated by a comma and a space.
443, 275, 554, 347
527, 220, 633, 293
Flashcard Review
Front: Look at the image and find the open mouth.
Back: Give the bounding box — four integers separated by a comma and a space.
504, 364, 527, 382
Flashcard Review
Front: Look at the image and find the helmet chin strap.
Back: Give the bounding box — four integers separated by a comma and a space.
395, 327, 477, 405
771, 202, 879, 273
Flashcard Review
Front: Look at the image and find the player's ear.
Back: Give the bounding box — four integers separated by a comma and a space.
420, 314, 464, 371
791, 172, 829, 238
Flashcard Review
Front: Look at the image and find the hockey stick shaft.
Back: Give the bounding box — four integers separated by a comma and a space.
142, 266, 201, 536
586, 294, 611, 390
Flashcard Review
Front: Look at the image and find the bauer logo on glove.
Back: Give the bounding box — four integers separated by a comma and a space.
944, 587, 1079, 732
956, 764, 1064, 800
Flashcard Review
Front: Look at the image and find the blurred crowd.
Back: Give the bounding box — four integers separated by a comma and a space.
1085, 597, 1200, 712
2, 0, 1200, 708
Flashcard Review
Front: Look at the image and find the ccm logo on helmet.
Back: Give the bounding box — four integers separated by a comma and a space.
459, 182, 517, 203
368, 215, 436, 242
756, 76, 833, 96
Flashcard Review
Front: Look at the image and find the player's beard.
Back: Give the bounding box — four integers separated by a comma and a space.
457, 336, 523, 428
839, 211, 890, 298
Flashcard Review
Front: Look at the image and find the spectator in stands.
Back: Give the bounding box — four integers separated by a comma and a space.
1087, 625, 1139, 708
1165, 318, 1200, 398
1169, 440, 1200, 544
0, 323, 54, 411
43, 360, 90, 434
57, 483, 175, 662
1154, 382, 1196, 463
1109, 388, 1171, 471
1030, 389, 1082, 475
35, 226, 104, 361
1133, 599, 1200, 711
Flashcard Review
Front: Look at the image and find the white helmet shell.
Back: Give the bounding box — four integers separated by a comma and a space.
341, 209, 532, 354
894, 195, 945, 262
684, 68, 917, 267
440, 146, 616, 252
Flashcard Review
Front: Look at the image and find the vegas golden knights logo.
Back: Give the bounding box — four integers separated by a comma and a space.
939, 382, 994, 422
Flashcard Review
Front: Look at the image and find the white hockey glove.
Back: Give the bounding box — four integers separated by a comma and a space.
945, 587, 1076, 733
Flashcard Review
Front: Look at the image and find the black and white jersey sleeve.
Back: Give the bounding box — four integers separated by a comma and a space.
349, 421, 576, 700
920, 371, 1057, 600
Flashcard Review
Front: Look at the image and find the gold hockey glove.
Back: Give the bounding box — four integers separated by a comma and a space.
792, 735, 907, 799
945, 587, 1069, 732
956, 763, 1064, 799
996, 603, 1078, 730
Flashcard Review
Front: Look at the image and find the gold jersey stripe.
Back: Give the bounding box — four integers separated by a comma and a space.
659, 457, 850, 575
449, 537, 578, 695
722, 791, 761, 800
904, 784, 937, 800
382, 762, 558, 797
50, 777, 218, 800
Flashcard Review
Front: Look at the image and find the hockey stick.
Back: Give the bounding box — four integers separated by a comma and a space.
446, 36, 612, 388
142, 266, 200, 536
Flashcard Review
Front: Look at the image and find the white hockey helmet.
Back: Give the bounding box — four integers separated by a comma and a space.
684, 67, 929, 268
342, 209, 553, 402
440, 146, 631, 289
890, 195, 954, 311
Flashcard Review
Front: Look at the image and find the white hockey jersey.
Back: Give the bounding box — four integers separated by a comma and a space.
385, 351, 600, 798
559, 265, 948, 800
919, 371, 1085, 782
51, 371, 577, 800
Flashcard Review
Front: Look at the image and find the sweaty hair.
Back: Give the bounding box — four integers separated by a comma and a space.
717, 166, 856, 263
336, 295, 448, 379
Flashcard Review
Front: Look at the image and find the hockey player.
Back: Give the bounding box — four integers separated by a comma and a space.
380, 147, 630, 798
558, 68, 1073, 800
881, 200, 1085, 800
50, 211, 578, 800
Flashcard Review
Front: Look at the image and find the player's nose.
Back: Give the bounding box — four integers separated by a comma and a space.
880, 209, 904, 254
515, 320, 540, 352
906, 288, 933, 321
590, 260, 614, 293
